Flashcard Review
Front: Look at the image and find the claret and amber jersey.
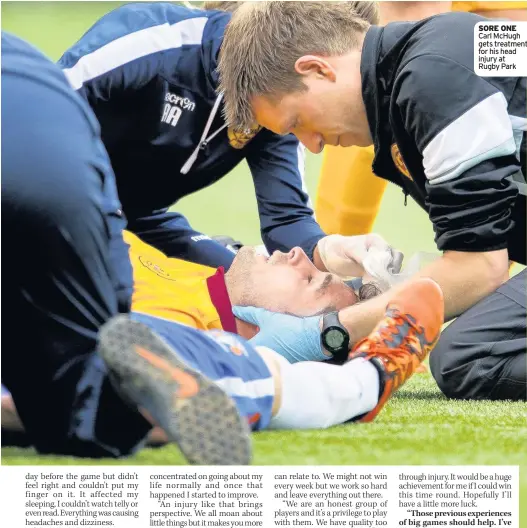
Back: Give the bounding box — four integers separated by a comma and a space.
123, 231, 237, 334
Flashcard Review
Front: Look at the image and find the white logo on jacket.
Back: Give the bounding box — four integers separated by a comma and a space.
161, 92, 196, 127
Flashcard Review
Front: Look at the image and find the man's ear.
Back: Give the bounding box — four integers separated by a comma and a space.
235, 318, 259, 340
294, 55, 337, 82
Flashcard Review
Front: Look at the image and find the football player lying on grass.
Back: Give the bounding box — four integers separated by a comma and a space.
2, 232, 441, 464
125, 231, 381, 352
1, 230, 379, 437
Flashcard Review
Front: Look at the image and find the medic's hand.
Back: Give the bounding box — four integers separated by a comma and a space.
232, 307, 326, 364
316, 234, 404, 279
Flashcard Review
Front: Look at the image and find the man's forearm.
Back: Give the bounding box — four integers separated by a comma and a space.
337, 249, 510, 347
414, 249, 509, 320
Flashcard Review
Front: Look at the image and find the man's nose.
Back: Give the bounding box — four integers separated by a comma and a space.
288, 247, 310, 267
295, 131, 324, 154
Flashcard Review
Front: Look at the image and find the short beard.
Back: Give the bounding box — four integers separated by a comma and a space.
224, 247, 256, 306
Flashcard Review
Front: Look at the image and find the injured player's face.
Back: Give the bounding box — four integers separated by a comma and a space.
226, 246, 358, 316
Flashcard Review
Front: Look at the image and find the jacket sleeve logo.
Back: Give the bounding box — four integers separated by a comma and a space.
391, 143, 413, 181
228, 124, 262, 149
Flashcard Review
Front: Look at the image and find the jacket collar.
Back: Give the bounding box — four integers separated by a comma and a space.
360, 26, 384, 149
360, 25, 390, 170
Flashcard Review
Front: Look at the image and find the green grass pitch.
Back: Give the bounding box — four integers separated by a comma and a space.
2, 1, 526, 521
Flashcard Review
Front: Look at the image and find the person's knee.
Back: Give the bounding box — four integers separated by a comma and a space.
428, 329, 467, 399
430, 326, 526, 401
430, 322, 491, 400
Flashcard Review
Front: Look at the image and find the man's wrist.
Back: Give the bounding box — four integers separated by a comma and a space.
318, 316, 332, 357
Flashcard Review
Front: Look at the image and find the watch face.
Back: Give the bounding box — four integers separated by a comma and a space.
326, 328, 345, 349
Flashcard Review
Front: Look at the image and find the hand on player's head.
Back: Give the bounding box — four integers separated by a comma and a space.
227, 246, 358, 317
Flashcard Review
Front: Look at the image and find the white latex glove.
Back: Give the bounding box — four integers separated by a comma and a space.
364, 250, 441, 291
317, 234, 403, 280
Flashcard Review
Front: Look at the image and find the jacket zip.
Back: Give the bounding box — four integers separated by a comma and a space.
180, 92, 227, 174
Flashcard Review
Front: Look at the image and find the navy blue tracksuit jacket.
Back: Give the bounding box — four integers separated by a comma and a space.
59, 2, 326, 268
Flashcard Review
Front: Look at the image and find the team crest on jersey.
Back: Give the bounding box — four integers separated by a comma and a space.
227, 124, 262, 149
139, 256, 177, 281
391, 143, 413, 181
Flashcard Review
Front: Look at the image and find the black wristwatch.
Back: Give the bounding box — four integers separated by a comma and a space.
321, 311, 350, 362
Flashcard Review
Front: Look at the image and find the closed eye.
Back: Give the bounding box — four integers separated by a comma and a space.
316, 274, 334, 295
284, 119, 299, 135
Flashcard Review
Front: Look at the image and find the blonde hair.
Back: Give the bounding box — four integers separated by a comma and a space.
218, 1, 379, 130
202, 1, 245, 13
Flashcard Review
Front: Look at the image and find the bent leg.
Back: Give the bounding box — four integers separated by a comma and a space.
2, 38, 142, 456
430, 270, 526, 400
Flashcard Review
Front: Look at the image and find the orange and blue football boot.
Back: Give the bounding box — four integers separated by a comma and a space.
349, 278, 444, 422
